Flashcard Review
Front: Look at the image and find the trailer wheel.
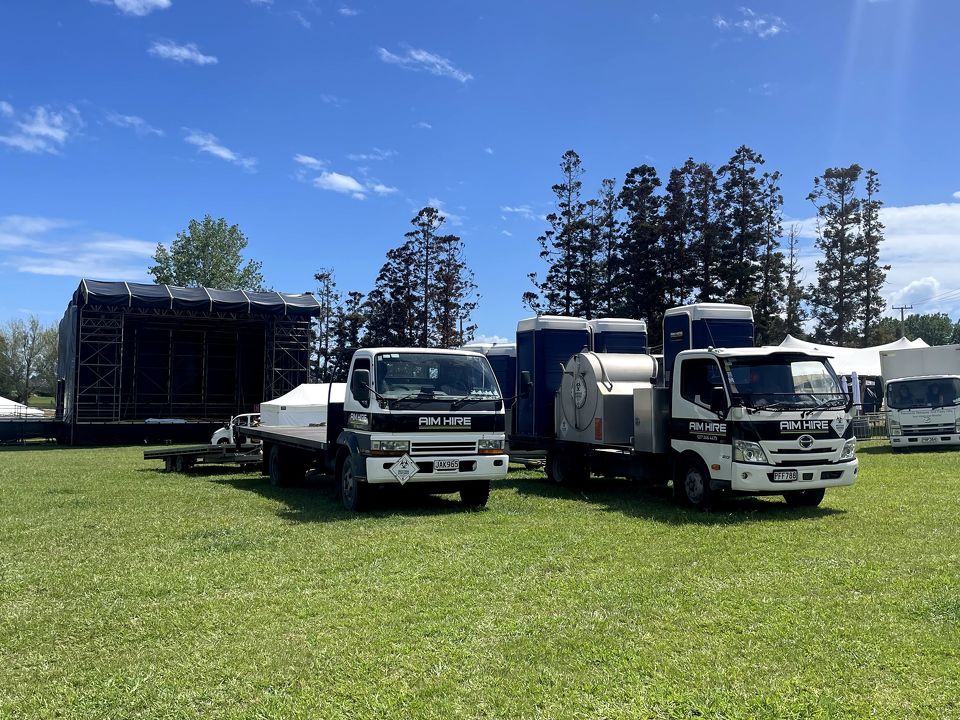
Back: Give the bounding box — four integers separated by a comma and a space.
340, 456, 368, 511
268, 445, 291, 487
675, 457, 713, 509
217, 438, 230, 446
546, 449, 588, 485
174, 455, 186, 473
460, 480, 490, 508
783, 488, 825, 507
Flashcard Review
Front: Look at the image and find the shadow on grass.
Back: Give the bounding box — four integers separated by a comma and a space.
210, 471, 485, 523
501, 473, 847, 525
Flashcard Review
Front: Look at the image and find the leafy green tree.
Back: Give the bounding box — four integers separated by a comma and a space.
590, 178, 620, 318
753, 170, 787, 345
616, 164, 663, 326
904, 313, 954, 346
857, 169, 890, 345
328, 290, 367, 381
687, 161, 726, 303
365, 243, 419, 347
658, 164, 691, 311
807, 165, 863, 345
524, 150, 591, 316
149, 215, 265, 290
433, 234, 478, 347
953, 320, 960, 345
717, 145, 766, 305
872, 316, 902, 344
312, 268, 341, 382
0, 316, 58, 404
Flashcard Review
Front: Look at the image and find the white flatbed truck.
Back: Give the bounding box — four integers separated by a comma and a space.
241, 347, 509, 510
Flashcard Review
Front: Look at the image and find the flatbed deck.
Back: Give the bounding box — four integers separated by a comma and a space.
241, 425, 330, 451
144, 443, 263, 472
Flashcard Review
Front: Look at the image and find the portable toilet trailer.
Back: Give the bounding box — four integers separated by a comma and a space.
662, 304, 754, 386
590, 317, 648, 354
514, 316, 591, 441
485, 344, 517, 409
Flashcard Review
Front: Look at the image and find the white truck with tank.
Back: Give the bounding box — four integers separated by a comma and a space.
880, 344, 960, 451
240, 347, 509, 510
509, 304, 859, 508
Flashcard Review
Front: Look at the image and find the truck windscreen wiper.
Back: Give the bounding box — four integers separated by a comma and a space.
451, 395, 500, 409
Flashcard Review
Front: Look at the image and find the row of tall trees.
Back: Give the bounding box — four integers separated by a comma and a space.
524, 148, 890, 347
311, 207, 478, 382
0, 317, 58, 404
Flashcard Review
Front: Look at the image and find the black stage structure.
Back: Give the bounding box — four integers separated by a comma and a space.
58, 280, 321, 445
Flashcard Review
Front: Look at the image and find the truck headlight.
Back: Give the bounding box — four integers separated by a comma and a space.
955, 417, 960, 434
888, 419, 901, 437
840, 438, 857, 461
478, 438, 504, 454
734, 440, 768, 464
372, 439, 409, 453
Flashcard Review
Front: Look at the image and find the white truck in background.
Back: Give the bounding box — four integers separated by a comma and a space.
880, 344, 960, 451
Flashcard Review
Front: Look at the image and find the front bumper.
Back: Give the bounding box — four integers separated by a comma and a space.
364, 454, 509, 485
891, 433, 960, 449
730, 459, 858, 492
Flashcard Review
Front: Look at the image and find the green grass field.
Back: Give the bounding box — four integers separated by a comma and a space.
1, 441, 958, 719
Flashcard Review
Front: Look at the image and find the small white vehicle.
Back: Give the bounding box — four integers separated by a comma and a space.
880, 345, 960, 450
211, 413, 260, 445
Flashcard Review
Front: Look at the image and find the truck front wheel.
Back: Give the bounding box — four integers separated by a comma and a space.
340, 456, 368, 511
460, 481, 490, 508
783, 488, 825, 507
674, 458, 714, 509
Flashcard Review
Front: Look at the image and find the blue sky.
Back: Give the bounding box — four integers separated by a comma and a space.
2, 0, 959, 342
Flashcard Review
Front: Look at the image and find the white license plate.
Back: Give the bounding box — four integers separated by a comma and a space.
434, 459, 460, 471
773, 470, 798, 482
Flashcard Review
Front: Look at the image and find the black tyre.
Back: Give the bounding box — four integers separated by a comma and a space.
340, 456, 368, 511
217, 438, 230, 446
460, 481, 490, 508
268, 445, 294, 487
545, 449, 588, 485
674, 457, 714, 509
783, 488, 825, 507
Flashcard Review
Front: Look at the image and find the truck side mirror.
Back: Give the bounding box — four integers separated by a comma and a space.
709, 386, 729, 416
352, 369, 371, 405
519, 371, 532, 398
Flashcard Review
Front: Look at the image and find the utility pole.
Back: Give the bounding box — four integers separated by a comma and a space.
892, 304, 913, 338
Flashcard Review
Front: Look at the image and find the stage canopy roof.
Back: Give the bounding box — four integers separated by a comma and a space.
778, 334, 929, 376
71, 279, 321, 317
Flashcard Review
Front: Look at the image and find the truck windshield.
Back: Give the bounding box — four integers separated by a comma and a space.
887, 377, 960, 409
374, 353, 501, 404
723, 356, 846, 410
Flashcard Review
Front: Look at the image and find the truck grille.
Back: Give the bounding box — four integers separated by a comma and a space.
410, 440, 477, 456
903, 424, 955, 436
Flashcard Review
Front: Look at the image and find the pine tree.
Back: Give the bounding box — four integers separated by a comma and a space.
328, 290, 366, 381
592, 178, 620, 317
717, 146, 766, 305
807, 164, 863, 345
687, 161, 726, 303
525, 150, 590, 316
312, 268, 342, 382
783, 224, 808, 339
858, 169, 890, 345
404, 207, 446, 345
433, 234, 478, 347
753, 170, 787, 344
659, 163, 692, 310
616, 164, 663, 326
365, 243, 419, 347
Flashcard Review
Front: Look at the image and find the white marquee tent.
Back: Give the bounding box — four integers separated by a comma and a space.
778, 335, 929, 377
260, 383, 346, 426
0, 395, 45, 418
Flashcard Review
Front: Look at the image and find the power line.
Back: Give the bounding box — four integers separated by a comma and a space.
892, 304, 913, 337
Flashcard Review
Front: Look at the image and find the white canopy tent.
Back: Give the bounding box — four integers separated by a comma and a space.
260, 383, 346, 426
0, 395, 45, 418
778, 335, 929, 377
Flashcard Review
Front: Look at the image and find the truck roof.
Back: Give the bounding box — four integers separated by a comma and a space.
356, 347, 493, 358
886, 374, 960, 384
686, 346, 832, 359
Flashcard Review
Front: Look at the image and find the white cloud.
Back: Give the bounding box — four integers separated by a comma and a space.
290, 10, 311, 28
293, 153, 325, 169
484, 147, 494, 155
0, 105, 82, 154
314, 171, 367, 199
107, 112, 163, 136
0, 101, 13, 117
413, 121, 432, 130
749, 82, 777, 97
249, 0, 272, 4
183, 129, 256, 170
370, 183, 398, 195
347, 147, 396, 162
377, 46, 473, 83
0, 217, 155, 280
500, 230, 512, 237
320, 93, 344, 106
796, 201, 960, 318
715, 7, 786, 39
148, 40, 218, 65
469, 334, 511, 346
952, 191, 960, 200
91, 0, 171, 16
427, 197, 464, 226
501, 204, 536, 220
338, 6, 358, 16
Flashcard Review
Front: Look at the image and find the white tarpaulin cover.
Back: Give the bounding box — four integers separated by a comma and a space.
0, 395, 44, 418
260, 383, 345, 426
778, 335, 929, 377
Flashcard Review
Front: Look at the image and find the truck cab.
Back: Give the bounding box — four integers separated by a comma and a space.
671, 347, 858, 506
339, 348, 509, 508
885, 375, 960, 450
